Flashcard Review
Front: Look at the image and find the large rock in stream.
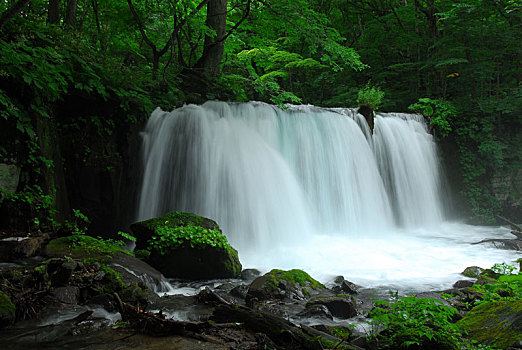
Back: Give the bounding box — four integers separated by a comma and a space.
246, 269, 325, 306
130, 211, 242, 280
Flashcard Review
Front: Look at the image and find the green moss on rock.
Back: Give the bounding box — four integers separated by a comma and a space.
458, 300, 522, 348
0, 291, 15, 329
266, 269, 324, 290
45, 236, 130, 259
246, 269, 325, 305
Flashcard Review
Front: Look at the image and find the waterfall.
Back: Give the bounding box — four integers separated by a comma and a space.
137, 101, 444, 252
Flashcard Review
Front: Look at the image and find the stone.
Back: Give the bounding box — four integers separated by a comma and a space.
453, 279, 475, 289
240, 269, 261, 281
230, 285, 249, 299
13, 235, 47, 258
459, 300, 522, 349
461, 266, 483, 278
306, 295, 357, 319
297, 304, 333, 320
52, 286, 80, 304
50, 260, 77, 286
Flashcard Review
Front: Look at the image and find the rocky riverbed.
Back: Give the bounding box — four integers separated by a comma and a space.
0, 217, 521, 349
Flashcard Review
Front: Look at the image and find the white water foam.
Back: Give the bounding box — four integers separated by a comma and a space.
136, 101, 520, 292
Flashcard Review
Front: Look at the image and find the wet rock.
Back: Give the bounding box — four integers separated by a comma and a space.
12, 233, 49, 258
240, 269, 261, 281
297, 304, 333, 320
453, 280, 475, 288
332, 276, 361, 295
246, 269, 325, 306
461, 266, 483, 278
85, 294, 115, 312
50, 260, 77, 287
53, 286, 80, 304
230, 285, 249, 299
306, 295, 357, 319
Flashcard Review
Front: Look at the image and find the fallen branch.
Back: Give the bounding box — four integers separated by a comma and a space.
112, 292, 228, 345
496, 215, 522, 239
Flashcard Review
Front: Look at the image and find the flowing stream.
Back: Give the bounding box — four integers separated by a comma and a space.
136, 101, 518, 292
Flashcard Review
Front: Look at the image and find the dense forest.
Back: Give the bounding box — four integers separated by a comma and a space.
0, 0, 521, 233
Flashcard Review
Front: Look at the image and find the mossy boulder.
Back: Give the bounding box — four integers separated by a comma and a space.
0, 291, 15, 329
130, 211, 219, 251
246, 269, 325, 306
44, 235, 130, 259
458, 300, 522, 349
130, 211, 241, 280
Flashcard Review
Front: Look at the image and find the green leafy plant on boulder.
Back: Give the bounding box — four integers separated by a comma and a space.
357, 84, 385, 110
130, 211, 241, 280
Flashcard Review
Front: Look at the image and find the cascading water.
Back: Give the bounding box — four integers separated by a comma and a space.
137, 101, 518, 292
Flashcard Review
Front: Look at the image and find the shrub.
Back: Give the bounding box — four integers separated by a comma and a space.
356, 84, 384, 110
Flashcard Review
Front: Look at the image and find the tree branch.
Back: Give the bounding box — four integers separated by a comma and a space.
0, 0, 31, 30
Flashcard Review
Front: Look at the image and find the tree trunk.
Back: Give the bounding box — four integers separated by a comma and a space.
47, 0, 60, 25
36, 114, 71, 224
0, 0, 31, 30
64, 0, 78, 29
195, 0, 227, 79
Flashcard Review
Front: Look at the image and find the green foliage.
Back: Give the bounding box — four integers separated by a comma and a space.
356, 85, 384, 110
0, 185, 58, 230
408, 98, 456, 137
369, 294, 462, 349
472, 263, 522, 305
148, 223, 231, 256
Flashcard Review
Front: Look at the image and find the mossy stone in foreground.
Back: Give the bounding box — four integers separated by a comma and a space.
44, 236, 130, 259
0, 291, 15, 329
458, 300, 522, 349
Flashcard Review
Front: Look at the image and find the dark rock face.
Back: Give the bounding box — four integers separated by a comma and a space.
49, 260, 77, 287
306, 295, 357, 319
297, 304, 333, 320
453, 280, 475, 289
357, 105, 374, 133
148, 245, 241, 280
52, 286, 80, 304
